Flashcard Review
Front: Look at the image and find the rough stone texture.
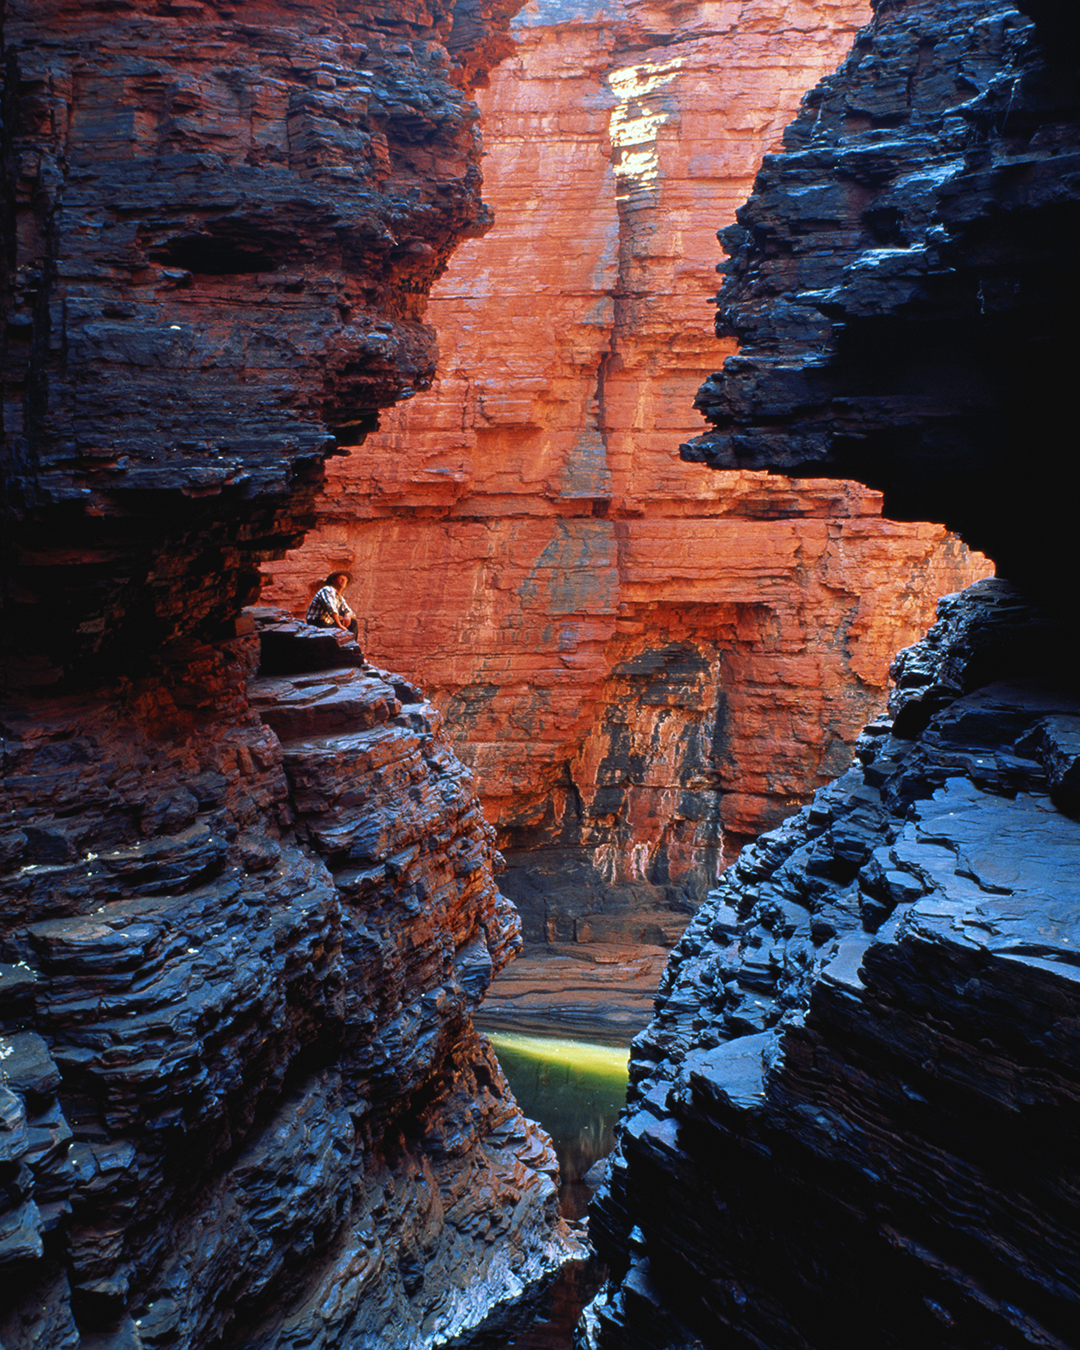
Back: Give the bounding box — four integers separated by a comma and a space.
589, 582, 1080, 1349
684, 0, 1080, 599
0, 0, 518, 686
265, 0, 989, 949
0, 617, 570, 1349
0, 1, 576, 1346
588, 2, 1080, 1346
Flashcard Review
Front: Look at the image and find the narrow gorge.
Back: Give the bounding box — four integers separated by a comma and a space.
2, 0, 1078, 1347
264, 0, 987, 1026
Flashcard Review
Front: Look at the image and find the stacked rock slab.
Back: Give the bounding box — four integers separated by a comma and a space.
264, 0, 989, 952
588, 0, 1080, 1346
0, 2, 573, 1347
0, 622, 565, 1348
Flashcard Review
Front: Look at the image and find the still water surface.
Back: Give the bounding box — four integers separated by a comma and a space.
450, 1030, 631, 1349
485, 1031, 630, 1219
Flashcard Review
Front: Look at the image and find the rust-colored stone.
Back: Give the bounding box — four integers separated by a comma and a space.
266, 0, 991, 941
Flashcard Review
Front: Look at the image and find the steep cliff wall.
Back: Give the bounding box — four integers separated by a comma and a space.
0, 0, 514, 687
265, 0, 989, 948
589, 1, 1080, 1345
0, 623, 564, 1349
683, 0, 1080, 595
0, 3, 574, 1346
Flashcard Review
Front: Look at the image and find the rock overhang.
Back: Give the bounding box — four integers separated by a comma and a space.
683, 0, 1080, 600
0, 0, 525, 687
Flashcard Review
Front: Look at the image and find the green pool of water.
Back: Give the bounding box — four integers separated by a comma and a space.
485, 1030, 630, 1220
448, 1030, 628, 1349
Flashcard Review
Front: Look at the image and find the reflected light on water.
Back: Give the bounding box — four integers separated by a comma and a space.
488, 1031, 630, 1079
459, 1033, 630, 1346
486, 1030, 631, 1221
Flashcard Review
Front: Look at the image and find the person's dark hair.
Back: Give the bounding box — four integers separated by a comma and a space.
322, 571, 352, 587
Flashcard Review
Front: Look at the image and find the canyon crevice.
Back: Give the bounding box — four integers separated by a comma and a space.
5, 0, 1077, 1346
265, 0, 989, 967
0, 3, 574, 1346
589, 1, 1080, 1345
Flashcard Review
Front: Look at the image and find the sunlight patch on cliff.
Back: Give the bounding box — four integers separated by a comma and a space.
606, 58, 683, 193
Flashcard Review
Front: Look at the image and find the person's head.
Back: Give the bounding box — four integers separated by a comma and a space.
324, 571, 351, 591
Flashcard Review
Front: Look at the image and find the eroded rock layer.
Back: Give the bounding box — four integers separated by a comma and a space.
0, 2, 573, 1346
684, 0, 1080, 595
0, 0, 513, 686
265, 0, 988, 947
589, 1, 1080, 1346
1, 623, 564, 1348
590, 582, 1080, 1349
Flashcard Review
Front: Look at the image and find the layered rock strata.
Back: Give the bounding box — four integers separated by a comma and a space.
0, 1, 575, 1345
1, 620, 565, 1348
590, 581, 1080, 1348
264, 0, 989, 951
683, 0, 1080, 594
0, 0, 514, 686
589, 1, 1080, 1345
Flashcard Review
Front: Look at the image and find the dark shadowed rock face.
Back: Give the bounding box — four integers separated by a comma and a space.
588, 1, 1080, 1347
683, 0, 1080, 599
590, 581, 1080, 1350
0, 617, 567, 1349
0, 0, 512, 686
0, 2, 574, 1346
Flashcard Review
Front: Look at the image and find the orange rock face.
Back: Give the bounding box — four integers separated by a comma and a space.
265, 0, 991, 940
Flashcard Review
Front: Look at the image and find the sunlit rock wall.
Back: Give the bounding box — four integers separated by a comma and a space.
0, 2, 573, 1346
266, 0, 989, 943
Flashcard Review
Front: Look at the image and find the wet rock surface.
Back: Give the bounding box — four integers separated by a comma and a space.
480, 942, 672, 1040
0, 616, 569, 1348
589, 580, 1080, 1348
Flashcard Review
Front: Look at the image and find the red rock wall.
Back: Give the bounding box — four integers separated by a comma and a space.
265, 0, 991, 940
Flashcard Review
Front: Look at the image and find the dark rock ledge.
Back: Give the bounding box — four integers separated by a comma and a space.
588, 579, 1080, 1349
682, 0, 1080, 597
0, 0, 523, 687
0, 614, 571, 1349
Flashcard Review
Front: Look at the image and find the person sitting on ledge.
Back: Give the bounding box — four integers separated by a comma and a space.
306, 571, 359, 639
